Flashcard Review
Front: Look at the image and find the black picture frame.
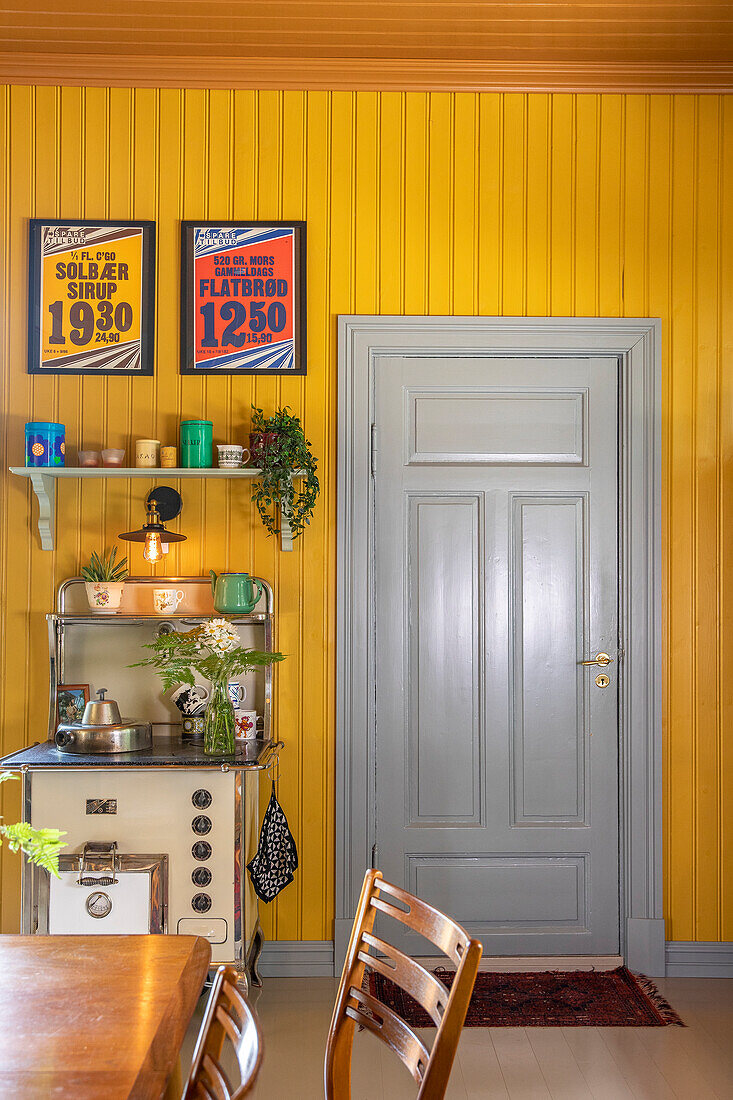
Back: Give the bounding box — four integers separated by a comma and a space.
27, 218, 156, 376
180, 220, 306, 375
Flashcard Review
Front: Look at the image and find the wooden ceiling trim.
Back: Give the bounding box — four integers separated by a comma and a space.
3, 38, 732, 62
1, 55, 731, 92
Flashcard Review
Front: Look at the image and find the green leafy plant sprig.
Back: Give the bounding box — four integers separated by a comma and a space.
131, 620, 284, 693
250, 405, 320, 540
80, 546, 128, 583
0, 773, 65, 877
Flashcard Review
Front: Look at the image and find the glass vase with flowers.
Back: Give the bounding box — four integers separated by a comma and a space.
133, 618, 284, 756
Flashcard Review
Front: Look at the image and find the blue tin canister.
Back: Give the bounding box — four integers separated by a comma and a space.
25, 422, 65, 467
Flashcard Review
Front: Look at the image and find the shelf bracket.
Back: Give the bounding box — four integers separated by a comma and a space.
278, 474, 298, 551
279, 509, 294, 552
29, 472, 56, 550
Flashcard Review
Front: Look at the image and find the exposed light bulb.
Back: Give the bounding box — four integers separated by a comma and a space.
143, 530, 163, 563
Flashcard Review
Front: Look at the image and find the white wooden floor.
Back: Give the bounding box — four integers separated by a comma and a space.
233, 975, 733, 1099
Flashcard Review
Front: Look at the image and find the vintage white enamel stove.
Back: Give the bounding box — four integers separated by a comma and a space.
1, 576, 282, 989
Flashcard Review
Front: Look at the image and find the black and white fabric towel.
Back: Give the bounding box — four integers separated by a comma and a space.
247, 782, 298, 902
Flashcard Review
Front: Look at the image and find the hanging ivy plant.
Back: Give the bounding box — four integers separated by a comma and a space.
249, 405, 320, 541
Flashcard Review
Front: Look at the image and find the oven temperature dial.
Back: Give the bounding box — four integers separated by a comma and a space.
191, 841, 212, 861
192, 867, 212, 887
86, 891, 113, 919
191, 893, 212, 914
192, 815, 212, 836
192, 789, 212, 810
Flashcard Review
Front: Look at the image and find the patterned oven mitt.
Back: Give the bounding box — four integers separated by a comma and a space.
247, 781, 299, 902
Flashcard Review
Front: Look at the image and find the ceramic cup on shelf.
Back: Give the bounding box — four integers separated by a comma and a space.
235, 710, 258, 739
217, 444, 249, 469
153, 588, 185, 615
135, 439, 160, 468
101, 448, 125, 468
170, 683, 210, 716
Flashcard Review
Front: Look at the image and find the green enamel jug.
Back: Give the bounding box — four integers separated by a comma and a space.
210, 570, 263, 614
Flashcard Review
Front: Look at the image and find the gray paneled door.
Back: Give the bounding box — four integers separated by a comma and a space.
374, 355, 620, 955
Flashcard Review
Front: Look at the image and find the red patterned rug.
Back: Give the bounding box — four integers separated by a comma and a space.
366, 966, 684, 1027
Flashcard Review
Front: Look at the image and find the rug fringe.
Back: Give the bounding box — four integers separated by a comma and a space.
631, 972, 686, 1026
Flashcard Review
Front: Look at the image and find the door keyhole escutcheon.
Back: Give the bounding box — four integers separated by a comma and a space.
595, 673, 610, 688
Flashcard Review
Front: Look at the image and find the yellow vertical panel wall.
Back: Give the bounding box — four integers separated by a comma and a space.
1, 87, 732, 942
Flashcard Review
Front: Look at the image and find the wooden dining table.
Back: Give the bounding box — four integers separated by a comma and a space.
0, 934, 211, 1099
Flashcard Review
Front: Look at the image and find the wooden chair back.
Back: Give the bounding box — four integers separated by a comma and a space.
184, 965, 263, 1100
325, 868, 482, 1099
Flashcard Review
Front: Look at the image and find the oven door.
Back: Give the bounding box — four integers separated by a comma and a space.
35, 852, 168, 935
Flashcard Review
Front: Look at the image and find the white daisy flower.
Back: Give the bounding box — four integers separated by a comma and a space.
200, 617, 239, 652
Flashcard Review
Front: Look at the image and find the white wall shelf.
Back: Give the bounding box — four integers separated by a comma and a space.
9, 466, 303, 552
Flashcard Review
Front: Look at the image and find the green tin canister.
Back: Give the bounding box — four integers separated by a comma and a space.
180, 420, 213, 468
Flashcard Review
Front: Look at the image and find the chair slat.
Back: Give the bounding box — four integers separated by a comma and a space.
215, 1004, 243, 1045
201, 1053, 232, 1100
358, 931, 448, 1026
222, 979, 247, 1020
345, 986, 430, 1084
370, 885, 469, 965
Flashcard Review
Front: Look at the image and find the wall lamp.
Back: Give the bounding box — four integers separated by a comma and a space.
119, 487, 186, 564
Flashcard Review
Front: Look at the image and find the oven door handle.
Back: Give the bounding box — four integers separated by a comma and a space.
77, 840, 118, 886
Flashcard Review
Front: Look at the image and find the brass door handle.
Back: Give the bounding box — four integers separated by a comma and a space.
579, 652, 614, 667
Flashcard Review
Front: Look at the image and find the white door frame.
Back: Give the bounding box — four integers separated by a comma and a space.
336, 316, 664, 976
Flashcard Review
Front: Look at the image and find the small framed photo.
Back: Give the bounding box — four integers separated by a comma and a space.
28, 219, 156, 375
180, 221, 306, 374
56, 684, 90, 727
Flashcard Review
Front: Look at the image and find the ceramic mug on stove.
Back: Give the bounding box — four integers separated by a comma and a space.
181, 714, 205, 741
235, 710, 258, 739
227, 681, 246, 710
170, 683, 210, 716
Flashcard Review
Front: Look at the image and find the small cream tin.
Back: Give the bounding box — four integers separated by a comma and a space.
135, 439, 160, 468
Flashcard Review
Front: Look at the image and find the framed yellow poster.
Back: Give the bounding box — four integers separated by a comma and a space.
28, 219, 155, 375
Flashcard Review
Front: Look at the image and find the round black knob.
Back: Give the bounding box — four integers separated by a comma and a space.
192, 788, 212, 810
192, 815, 212, 836
192, 867, 212, 887
191, 893, 212, 914
191, 841, 212, 862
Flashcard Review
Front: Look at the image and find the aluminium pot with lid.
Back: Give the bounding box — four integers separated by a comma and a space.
55, 688, 152, 755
